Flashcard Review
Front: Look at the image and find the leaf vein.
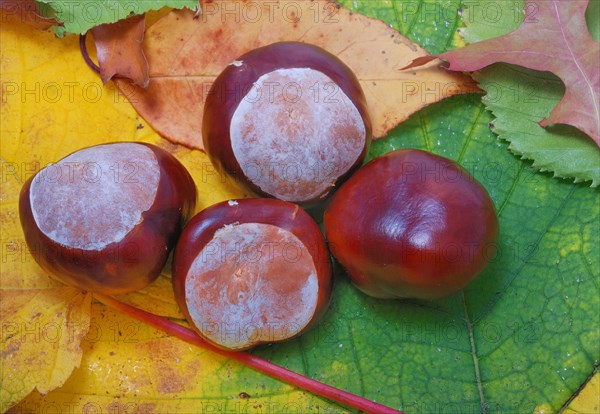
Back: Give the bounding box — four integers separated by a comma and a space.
474, 186, 576, 324
347, 325, 366, 397
297, 334, 311, 380
552, 0, 599, 134
418, 111, 432, 152
462, 292, 487, 414
496, 160, 525, 217
457, 104, 485, 163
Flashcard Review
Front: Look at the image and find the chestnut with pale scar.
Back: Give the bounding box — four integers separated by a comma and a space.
203, 41, 372, 205
19, 142, 197, 295
173, 198, 332, 351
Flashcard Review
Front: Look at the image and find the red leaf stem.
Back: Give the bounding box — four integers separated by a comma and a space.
94, 292, 404, 414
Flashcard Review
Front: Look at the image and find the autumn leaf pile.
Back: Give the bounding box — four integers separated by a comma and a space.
1, 0, 599, 412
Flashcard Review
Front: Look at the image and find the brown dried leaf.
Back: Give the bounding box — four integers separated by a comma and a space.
0, 0, 56, 29
117, 0, 478, 150
91, 14, 149, 88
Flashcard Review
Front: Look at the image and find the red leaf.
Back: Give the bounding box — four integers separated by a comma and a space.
422, 0, 600, 146
91, 15, 149, 88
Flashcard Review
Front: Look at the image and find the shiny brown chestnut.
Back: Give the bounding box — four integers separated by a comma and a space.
19, 142, 196, 295
203, 41, 372, 206
324, 149, 499, 300
173, 198, 332, 351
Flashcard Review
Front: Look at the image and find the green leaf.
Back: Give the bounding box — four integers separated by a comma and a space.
35, 0, 199, 35
367, 89, 599, 411
477, 64, 600, 186
459, 0, 522, 43
458, 0, 600, 187
264, 1, 599, 411
305, 1, 598, 411
587, 0, 600, 41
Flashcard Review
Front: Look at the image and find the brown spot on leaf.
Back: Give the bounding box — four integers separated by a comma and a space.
137, 339, 202, 395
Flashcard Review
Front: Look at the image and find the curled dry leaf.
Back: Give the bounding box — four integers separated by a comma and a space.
405, 0, 600, 146
0, 0, 56, 29
91, 14, 149, 88
116, 0, 478, 150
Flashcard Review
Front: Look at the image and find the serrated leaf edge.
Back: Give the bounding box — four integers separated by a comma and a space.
487, 114, 600, 188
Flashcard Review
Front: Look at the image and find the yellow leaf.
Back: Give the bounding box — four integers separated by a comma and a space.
562, 372, 600, 414
1, 23, 95, 406
1, 288, 91, 411
0, 13, 246, 410
11, 303, 338, 413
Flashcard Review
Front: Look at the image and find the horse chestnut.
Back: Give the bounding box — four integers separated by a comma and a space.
324, 149, 499, 300
203, 41, 372, 205
19, 142, 196, 295
173, 198, 332, 351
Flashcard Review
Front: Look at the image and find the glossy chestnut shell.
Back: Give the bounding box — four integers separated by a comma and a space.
324, 149, 499, 300
19, 142, 196, 295
173, 198, 332, 350
203, 41, 372, 205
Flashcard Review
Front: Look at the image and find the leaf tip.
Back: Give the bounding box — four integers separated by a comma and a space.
398, 56, 439, 71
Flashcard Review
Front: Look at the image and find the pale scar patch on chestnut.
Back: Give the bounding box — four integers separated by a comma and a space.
30, 143, 160, 250
229, 68, 366, 202
184, 222, 318, 350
